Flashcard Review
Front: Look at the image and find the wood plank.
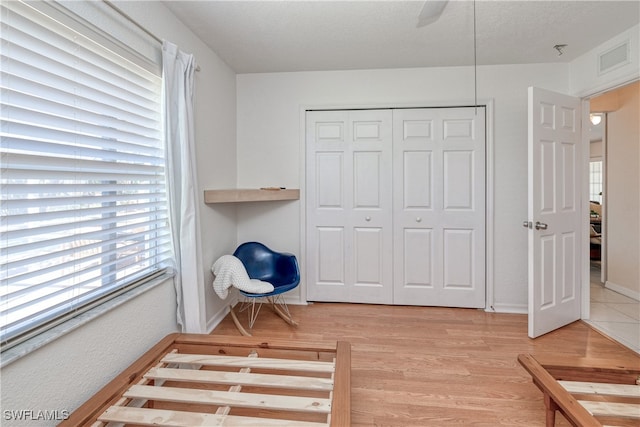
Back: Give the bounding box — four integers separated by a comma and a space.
535, 355, 640, 373
559, 380, 640, 398
330, 341, 351, 427
579, 400, 640, 419
535, 354, 640, 385
124, 384, 332, 414
99, 406, 328, 426
145, 367, 334, 391
174, 334, 339, 354
161, 353, 335, 373
204, 189, 299, 203
172, 334, 339, 362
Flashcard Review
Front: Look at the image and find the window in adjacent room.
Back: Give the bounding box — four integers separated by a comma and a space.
589, 160, 603, 204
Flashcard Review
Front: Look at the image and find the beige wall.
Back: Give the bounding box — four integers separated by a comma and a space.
603, 81, 640, 299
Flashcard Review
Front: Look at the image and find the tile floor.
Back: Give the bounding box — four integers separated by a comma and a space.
586, 262, 640, 354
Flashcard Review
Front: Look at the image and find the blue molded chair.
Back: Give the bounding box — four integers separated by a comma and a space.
232, 242, 300, 334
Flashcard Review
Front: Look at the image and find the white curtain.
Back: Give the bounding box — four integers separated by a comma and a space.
162, 41, 205, 333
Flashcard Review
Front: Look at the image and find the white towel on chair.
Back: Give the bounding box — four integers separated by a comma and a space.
211, 255, 274, 300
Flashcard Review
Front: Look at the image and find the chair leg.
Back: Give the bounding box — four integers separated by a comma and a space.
234, 295, 298, 332
246, 298, 263, 330
229, 305, 251, 337
236, 298, 262, 330
268, 295, 298, 327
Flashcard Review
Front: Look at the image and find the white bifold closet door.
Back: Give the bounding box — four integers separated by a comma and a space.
393, 108, 485, 308
305, 110, 393, 304
306, 107, 485, 308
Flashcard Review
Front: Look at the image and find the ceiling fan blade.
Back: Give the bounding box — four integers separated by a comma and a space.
416, 0, 449, 27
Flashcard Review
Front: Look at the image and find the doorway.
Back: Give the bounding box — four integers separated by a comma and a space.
585, 81, 640, 353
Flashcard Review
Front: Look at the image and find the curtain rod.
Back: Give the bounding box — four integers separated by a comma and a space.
102, 0, 200, 71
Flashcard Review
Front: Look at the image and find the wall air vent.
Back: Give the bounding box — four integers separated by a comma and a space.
598, 41, 630, 75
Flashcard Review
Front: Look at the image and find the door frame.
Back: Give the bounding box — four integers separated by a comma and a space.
298, 99, 495, 309
580, 98, 592, 321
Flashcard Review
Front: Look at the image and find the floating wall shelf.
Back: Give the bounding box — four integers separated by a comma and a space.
204, 188, 300, 204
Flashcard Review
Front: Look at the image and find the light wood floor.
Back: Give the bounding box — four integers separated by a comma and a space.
212, 302, 640, 426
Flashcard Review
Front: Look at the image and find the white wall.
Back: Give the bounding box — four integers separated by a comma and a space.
570, 24, 639, 97
0, 281, 177, 426
0, 2, 237, 424
236, 63, 571, 312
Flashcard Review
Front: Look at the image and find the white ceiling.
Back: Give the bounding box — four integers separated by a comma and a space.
162, 0, 640, 74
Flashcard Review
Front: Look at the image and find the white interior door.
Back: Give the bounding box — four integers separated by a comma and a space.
306, 110, 393, 304
527, 87, 583, 338
393, 108, 486, 307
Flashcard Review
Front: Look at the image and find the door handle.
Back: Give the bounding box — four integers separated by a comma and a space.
535, 221, 548, 230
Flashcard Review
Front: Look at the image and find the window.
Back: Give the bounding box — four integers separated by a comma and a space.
590, 160, 603, 204
1, 1, 172, 349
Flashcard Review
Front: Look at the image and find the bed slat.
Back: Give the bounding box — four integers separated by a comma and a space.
145, 367, 334, 391
579, 400, 640, 419
559, 380, 640, 398
99, 406, 329, 426
124, 384, 332, 413
161, 353, 335, 373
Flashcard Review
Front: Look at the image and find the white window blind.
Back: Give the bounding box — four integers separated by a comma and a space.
0, 1, 172, 349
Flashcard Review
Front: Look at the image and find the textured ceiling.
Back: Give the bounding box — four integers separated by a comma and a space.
162, 0, 640, 74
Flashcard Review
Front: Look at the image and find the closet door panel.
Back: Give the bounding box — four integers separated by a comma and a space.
402, 228, 435, 288
353, 227, 388, 302
353, 151, 382, 208
443, 150, 474, 210
307, 109, 392, 304
316, 152, 344, 209
403, 150, 433, 209
443, 228, 474, 288
316, 227, 345, 285
347, 110, 393, 303
394, 108, 485, 308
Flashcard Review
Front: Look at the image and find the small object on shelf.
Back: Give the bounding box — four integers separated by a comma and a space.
260, 187, 286, 190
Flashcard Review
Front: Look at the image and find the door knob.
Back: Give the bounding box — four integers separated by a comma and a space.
365, 216, 371, 222
416, 217, 422, 223
522, 221, 532, 229
534, 221, 548, 230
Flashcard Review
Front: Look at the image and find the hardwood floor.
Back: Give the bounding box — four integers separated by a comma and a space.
212, 303, 640, 426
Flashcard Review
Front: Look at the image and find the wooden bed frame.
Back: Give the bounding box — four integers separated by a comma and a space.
518, 353, 640, 427
61, 334, 351, 427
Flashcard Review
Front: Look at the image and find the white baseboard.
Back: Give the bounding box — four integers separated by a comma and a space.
206, 295, 239, 334
605, 281, 640, 302
205, 306, 228, 334
488, 303, 528, 314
